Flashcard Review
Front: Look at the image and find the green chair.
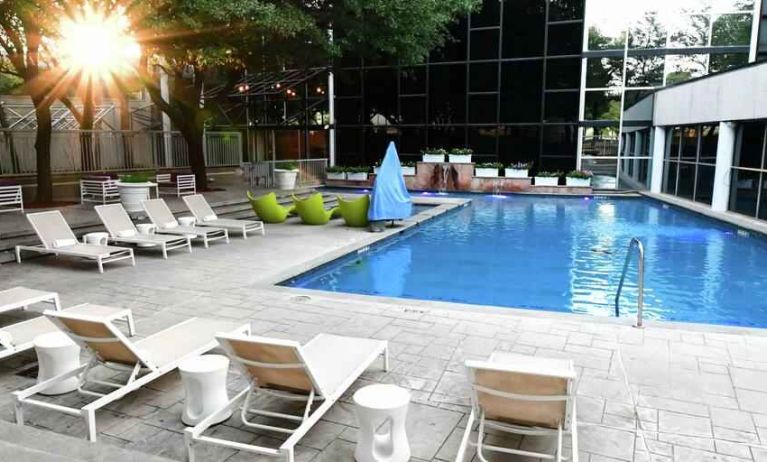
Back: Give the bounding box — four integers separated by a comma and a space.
337, 195, 370, 227
292, 193, 339, 225
247, 191, 295, 223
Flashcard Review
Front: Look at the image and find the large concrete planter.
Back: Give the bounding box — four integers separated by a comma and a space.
504, 168, 529, 178
116, 181, 154, 214
422, 154, 445, 163
327, 172, 346, 180
448, 154, 472, 164
402, 166, 416, 176
347, 172, 369, 181
475, 168, 499, 178
535, 177, 559, 186
566, 177, 592, 187
275, 169, 298, 190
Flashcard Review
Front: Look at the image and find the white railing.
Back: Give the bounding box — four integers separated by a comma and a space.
0, 130, 243, 175
242, 159, 328, 189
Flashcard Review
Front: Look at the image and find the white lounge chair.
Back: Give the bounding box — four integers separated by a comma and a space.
0, 287, 61, 315
15, 210, 135, 273
185, 333, 388, 462
142, 198, 229, 248
95, 203, 192, 259
0, 303, 134, 361
14, 312, 249, 442
183, 194, 265, 239
456, 352, 578, 462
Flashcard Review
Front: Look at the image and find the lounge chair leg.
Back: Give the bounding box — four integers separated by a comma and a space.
14, 398, 24, 426
85, 409, 97, 442
15, 246, 21, 264
383, 348, 390, 372
225, 230, 230, 244
203, 236, 209, 248
98, 258, 104, 273
162, 245, 168, 259
184, 429, 196, 462
454, 410, 474, 462
130, 251, 136, 266
285, 448, 295, 462
243, 227, 248, 240
187, 239, 192, 253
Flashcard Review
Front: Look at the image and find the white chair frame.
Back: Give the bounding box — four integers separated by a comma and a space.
13, 312, 248, 442
185, 335, 389, 462
157, 173, 196, 197
80, 178, 120, 205
0, 184, 23, 213
455, 361, 578, 462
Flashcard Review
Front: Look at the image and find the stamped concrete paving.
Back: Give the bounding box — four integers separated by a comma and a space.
1, 199, 767, 461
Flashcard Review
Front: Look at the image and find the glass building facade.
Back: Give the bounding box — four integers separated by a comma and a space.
332, 0, 760, 189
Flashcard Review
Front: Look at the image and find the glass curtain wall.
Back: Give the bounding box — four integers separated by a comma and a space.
662, 124, 719, 204
730, 121, 767, 219
334, 0, 585, 170
582, 0, 756, 188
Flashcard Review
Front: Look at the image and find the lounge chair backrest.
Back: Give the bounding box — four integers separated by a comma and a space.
183, 194, 216, 221
142, 199, 178, 228
466, 358, 575, 429
46, 311, 151, 368
26, 211, 78, 249
95, 204, 138, 237
218, 334, 322, 395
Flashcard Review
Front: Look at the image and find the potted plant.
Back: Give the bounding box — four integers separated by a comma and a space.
448, 148, 473, 163
504, 162, 532, 179
373, 160, 381, 175
326, 166, 346, 180
475, 162, 503, 178
275, 161, 299, 190
534, 171, 562, 186
346, 166, 370, 181
401, 161, 416, 176
566, 170, 593, 187
116, 172, 155, 214
421, 148, 446, 163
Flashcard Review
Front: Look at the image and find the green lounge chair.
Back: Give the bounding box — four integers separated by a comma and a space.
337, 195, 370, 227
247, 191, 295, 223
292, 193, 339, 225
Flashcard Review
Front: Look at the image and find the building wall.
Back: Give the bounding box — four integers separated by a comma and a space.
333, 0, 585, 172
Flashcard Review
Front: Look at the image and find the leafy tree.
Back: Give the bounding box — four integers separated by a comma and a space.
134, 0, 477, 189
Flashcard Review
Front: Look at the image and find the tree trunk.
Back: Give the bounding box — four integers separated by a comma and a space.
184, 123, 208, 190
80, 78, 96, 171
34, 104, 53, 203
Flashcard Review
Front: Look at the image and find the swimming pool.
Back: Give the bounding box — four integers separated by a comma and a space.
283, 195, 767, 328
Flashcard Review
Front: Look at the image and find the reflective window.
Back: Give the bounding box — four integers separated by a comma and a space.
500, 61, 543, 122
626, 56, 665, 87
730, 169, 760, 216
543, 126, 578, 156
549, 0, 584, 21
669, 15, 710, 47
586, 57, 623, 88
468, 126, 498, 156
709, 53, 749, 73
471, 0, 501, 27
399, 96, 426, 124
498, 126, 540, 164
399, 128, 426, 155
736, 123, 765, 168
681, 126, 699, 159
469, 63, 499, 92
584, 90, 621, 120
470, 29, 500, 60
502, 0, 545, 58
711, 13, 752, 45
628, 12, 667, 49
428, 126, 466, 148
336, 69, 361, 97
400, 67, 426, 95
364, 69, 397, 125
581, 125, 619, 157
544, 92, 580, 122
546, 58, 581, 89
547, 23, 583, 55
665, 54, 708, 84
695, 165, 715, 205
429, 64, 466, 124
430, 19, 467, 62
469, 95, 498, 123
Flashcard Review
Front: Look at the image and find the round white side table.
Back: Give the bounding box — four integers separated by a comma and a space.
82, 232, 109, 246
135, 223, 157, 247
34, 332, 80, 395
353, 384, 411, 462
179, 354, 231, 425
178, 216, 196, 227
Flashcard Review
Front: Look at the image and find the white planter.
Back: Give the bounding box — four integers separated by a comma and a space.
327, 172, 346, 180
535, 177, 559, 186
402, 166, 416, 176
373, 167, 380, 174
566, 177, 592, 187
475, 168, 499, 178
448, 154, 472, 164
274, 169, 298, 190
347, 172, 369, 181
504, 169, 529, 179
116, 181, 154, 214
422, 154, 445, 163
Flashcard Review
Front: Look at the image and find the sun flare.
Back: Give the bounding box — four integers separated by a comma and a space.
58, 4, 140, 79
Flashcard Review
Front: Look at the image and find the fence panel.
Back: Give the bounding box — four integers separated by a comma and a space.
0, 130, 242, 175
243, 159, 328, 189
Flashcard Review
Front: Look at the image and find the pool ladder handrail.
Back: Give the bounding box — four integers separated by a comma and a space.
615, 237, 645, 328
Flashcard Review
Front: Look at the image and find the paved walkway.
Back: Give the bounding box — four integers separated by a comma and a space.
1, 198, 767, 462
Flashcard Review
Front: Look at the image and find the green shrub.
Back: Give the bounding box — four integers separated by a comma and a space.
119, 172, 154, 183
566, 170, 593, 179
327, 166, 346, 173
507, 162, 532, 169
401, 161, 416, 167
476, 162, 503, 169
421, 147, 447, 156
536, 171, 563, 178
449, 147, 473, 156
346, 166, 370, 174
280, 161, 299, 171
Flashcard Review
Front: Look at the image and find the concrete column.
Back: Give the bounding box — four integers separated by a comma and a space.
159, 68, 173, 167
650, 126, 666, 193
327, 29, 336, 167
711, 121, 736, 212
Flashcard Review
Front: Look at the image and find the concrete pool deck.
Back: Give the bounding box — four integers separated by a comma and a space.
1, 197, 767, 461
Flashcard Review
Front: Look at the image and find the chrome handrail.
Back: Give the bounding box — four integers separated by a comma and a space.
615, 237, 645, 328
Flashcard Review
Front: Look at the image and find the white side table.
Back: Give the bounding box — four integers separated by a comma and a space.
353, 384, 411, 462
178, 216, 196, 227
179, 354, 231, 425
82, 232, 109, 246
135, 223, 157, 248
34, 332, 80, 395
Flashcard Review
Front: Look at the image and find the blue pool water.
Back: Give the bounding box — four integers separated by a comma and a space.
283, 195, 767, 328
